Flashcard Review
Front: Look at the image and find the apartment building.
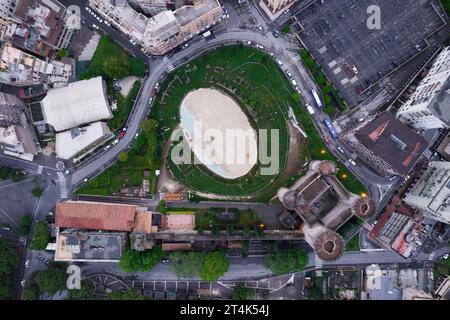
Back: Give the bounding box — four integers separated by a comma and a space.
0, 42, 72, 87
397, 46, 450, 129
403, 161, 450, 224
259, 0, 297, 20
90, 0, 222, 55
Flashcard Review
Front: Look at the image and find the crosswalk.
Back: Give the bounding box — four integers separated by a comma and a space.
333, 121, 342, 133
428, 252, 436, 261
36, 165, 43, 175
314, 254, 323, 269
289, 53, 301, 63
363, 221, 374, 232
350, 153, 357, 160
57, 172, 68, 199
163, 56, 174, 72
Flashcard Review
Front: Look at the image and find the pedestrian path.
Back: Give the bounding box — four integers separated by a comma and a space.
57, 172, 68, 199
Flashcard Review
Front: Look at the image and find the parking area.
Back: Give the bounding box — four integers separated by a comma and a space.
297, 0, 447, 107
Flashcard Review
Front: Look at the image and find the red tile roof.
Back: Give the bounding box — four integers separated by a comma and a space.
56, 201, 137, 231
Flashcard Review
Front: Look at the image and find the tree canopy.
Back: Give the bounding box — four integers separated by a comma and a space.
34, 268, 67, 296
200, 251, 229, 281
17, 215, 32, 236
232, 283, 255, 300
170, 251, 204, 278
107, 290, 144, 300
0, 238, 18, 299
30, 221, 50, 250
264, 248, 309, 275
118, 247, 164, 272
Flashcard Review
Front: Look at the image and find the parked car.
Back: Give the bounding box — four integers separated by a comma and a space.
21, 279, 25, 287
104, 145, 111, 151
112, 138, 119, 145
257, 25, 263, 31
337, 146, 345, 154
25, 260, 30, 268
161, 258, 170, 264
119, 131, 126, 139
92, 24, 99, 30
83, 178, 89, 183
256, 44, 264, 49
104, 20, 111, 27
388, 176, 397, 182
443, 254, 449, 260
349, 159, 357, 166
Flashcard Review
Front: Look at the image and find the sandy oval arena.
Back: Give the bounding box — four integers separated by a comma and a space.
179, 88, 258, 179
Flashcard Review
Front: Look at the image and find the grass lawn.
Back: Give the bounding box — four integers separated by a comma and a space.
194, 207, 258, 230
153, 45, 291, 199
337, 216, 363, 238
108, 80, 141, 131
441, 0, 450, 15
152, 45, 366, 201
78, 35, 146, 82
346, 234, 360, 252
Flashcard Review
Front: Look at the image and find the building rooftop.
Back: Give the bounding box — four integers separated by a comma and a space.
55, 122, 110, 160
41, 76, 112, 131
174, 0, 220, 27
55, 231, 126, 262
355, 112, 427, 176
427, 76, 450, 127
55, 201, 137, 231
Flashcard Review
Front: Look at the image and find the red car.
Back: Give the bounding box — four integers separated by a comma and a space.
151, 88, 157, 97
119, 131, 126, 139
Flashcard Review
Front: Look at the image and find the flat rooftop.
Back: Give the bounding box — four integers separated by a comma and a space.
298, 0, 447, 107
355, 112, 428, 176
55, 231, 126, 262
174, 0, 220, 27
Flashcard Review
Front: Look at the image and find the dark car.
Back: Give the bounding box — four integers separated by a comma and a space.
161, 258, 170, 264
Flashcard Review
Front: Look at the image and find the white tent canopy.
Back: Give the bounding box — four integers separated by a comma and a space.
41, 77, 112, 131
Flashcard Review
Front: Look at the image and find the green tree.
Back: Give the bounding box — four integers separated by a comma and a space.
157, 200, 168, 213
118, 152, 129, 162
437, 258, 450, 276
68, 282, 97, 300
31, 187, 44, 198
30, 221, 50, 250
34, 268, 67, 295
200, 251, 229, 281
232, 283, 255, 300
118, 247, 164, 272
22, 286, 40, 300
281, 25, 290, 34
108, 290, 144, 300
291, 93, 301, 104
264, 248, 309, 275
17, 215, 32, 236
0, 238, 18, 299
170, 251, 204, 278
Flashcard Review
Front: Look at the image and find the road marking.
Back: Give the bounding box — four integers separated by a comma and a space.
363, 221, 374, 232
163, 56, 174, 72
428, 252, 436, 261
0, 177, 34, 191
0, 207, 19, 227
57, 172, 68, 199
37, 165, 43, 175
314, 254, 323, 269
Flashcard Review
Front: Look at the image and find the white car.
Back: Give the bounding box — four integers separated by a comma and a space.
276, 59, 283, 66
21, 279, 25, 287
349, 159, 357, 166
92, 24, 99, 30
287, 71, 292, 77
25, 260, 30, 268
256, 44, 264, 49
443, 254, 449, 260
104, 20, 111, 27
97, 17, 103, 23
104, 145, 111, 151
83, 178, 89, 183
135, 133, 140, 139
112, 138, 119, 145
257, 25, 263, 31
337, 146, 345, 154
85, 6, 90, 12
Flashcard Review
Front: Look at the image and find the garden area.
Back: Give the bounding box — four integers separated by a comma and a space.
153, 45, 292, 200
152, 44, 365, 201
299, 49, 347, 117
0, 165, 25, 182
345, 233, 360, 252
76, 119, 160, 196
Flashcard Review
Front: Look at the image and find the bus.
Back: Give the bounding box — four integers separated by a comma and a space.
311, 89, 323, 109
323, 118, 338, 139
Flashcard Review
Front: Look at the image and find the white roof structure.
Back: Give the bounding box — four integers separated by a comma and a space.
55, 122, 111, 159
41, 77, 112, 132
